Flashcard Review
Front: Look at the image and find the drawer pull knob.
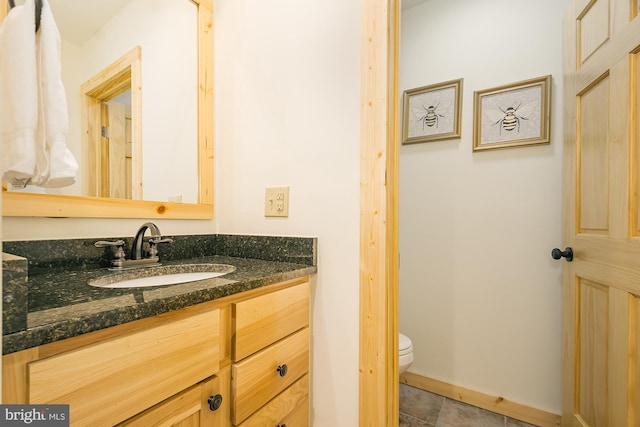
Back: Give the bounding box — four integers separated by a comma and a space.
277, 424, 287, 427
277, 364, 288, 377
208, 394, 223, 411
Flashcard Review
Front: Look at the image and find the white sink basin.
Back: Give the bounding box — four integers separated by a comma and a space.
89, 264, 235, 289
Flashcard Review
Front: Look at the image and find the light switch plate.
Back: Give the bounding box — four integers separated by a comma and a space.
265, 186, 289, 217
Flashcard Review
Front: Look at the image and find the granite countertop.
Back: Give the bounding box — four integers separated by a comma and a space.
2, 234, 317, 355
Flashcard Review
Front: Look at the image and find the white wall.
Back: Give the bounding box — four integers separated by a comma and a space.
213, 1, 360, 425
399, 0, 568, 414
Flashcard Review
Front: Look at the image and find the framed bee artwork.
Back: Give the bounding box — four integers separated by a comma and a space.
402, 78, 463, 144
473, 75, 551, 151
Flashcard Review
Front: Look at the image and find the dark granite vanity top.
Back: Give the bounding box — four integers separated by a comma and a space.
2, 234, 317, 355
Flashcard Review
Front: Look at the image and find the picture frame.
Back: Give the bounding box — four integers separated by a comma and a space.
473, 75, 551, 151
402, 78, 463, 144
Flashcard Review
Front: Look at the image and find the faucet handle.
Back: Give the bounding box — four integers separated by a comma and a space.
95, 240, 126, 263
94, 239, 125, 248
147, 237, 173, 257
148, 237, 173, 245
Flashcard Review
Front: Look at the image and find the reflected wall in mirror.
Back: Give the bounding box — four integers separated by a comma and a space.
1, 0, 214, 219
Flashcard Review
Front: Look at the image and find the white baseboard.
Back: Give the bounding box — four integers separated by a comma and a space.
400, 371, 561, 427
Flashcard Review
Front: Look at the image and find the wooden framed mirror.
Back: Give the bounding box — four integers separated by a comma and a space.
0, 0, 213, 219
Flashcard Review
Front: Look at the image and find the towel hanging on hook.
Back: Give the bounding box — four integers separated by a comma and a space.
7, 0, 41, 32
1, 0, 78, 187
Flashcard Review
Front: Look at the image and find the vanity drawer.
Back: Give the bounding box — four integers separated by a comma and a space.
237, 375, 309, 427
277, 397, 309, 427
232, 328, 309, 424
232, 282, 309, 361
28, 309, 220, 426
118, 372, 227, 427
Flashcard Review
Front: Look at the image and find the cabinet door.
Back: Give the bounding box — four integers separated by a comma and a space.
28, 310, 220, 426
119, 369, 230, 427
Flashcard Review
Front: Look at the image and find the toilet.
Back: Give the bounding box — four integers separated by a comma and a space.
398, 333, 414, 374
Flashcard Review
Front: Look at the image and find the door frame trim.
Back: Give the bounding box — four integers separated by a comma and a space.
359, 1, 400, 425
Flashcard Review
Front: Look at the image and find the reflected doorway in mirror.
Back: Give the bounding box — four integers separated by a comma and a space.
80, 47, 141, 200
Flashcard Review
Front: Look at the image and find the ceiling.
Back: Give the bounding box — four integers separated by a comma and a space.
402, 0, 430, 11
50, 0, 130, 45
14, 0, 429, 40
10, 0, 130, 45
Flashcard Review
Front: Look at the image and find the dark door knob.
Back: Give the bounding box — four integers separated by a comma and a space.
208, 394, 223, 411
551, 247, 573, 262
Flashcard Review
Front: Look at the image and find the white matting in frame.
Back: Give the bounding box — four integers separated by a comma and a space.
473, 75, 551, 151
402, 78, 463, 144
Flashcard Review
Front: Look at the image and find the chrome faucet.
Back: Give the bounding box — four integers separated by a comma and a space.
95, 222, 173, 270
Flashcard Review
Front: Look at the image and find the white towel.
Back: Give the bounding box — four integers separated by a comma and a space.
0, 0, 38, 187
0, 0, 77, 188
34, 0, 77, 187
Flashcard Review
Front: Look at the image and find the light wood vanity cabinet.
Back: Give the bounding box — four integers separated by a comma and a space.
231, 282, 310, 426
2, 276, 310, 427
28, 310, 221, 426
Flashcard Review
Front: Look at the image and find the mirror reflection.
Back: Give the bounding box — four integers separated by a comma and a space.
96, 92, 135, 200
81, 46, 141, 200
7, 0, 199, 203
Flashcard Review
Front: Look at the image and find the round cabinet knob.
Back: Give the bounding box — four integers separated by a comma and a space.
551, 247, 573, 262
277, 364, 288, 377
208, 394, 223, 411
277, 424, 287, 427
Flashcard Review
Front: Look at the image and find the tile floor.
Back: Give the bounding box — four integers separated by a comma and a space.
399, 383, 538, 427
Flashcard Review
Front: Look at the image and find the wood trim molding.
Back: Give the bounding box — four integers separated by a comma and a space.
359, 0, 400, 425
197, 0, 214, 206
401, 372, 561, 427
1, 191, 213, 219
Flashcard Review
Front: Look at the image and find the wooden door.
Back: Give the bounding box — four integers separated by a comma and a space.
103, 100, 133, 199
107, 100, 126, 199
562, 1, 640, 426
